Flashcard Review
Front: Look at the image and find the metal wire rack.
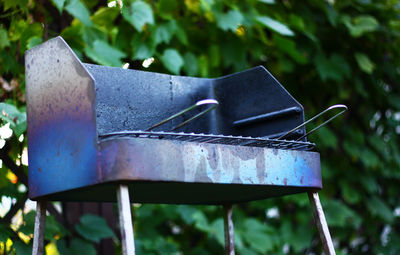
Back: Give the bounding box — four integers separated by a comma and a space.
100, 131, 316, 151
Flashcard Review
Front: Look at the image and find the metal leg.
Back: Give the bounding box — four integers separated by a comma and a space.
223, 204, 235, 255
32, 201, 46, 255
117, 185, 136, 255
308, 192, 336, 255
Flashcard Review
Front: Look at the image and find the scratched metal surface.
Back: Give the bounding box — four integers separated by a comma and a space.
26, 37, 321, 203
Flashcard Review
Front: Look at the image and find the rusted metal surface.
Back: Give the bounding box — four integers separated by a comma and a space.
308, 192, 336, 255
117, 185, 136, 255
32, 201, 46, 255
223, 205, 235, 255
25, 37, 98, 198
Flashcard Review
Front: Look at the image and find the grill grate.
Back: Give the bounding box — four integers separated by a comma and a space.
100, 131, 316, 151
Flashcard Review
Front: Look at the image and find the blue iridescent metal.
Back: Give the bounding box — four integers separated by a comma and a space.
25, 37, 322, 204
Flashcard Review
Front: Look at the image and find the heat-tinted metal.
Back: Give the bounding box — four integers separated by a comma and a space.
25, 37, 98, 198
26, 37, 322, 203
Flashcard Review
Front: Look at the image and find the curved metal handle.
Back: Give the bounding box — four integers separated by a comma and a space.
146, 99, 219, 131
278, 104, 348, 141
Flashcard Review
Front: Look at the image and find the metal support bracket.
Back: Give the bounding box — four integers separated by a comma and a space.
32, 201, 46, 255
223, 204, 235, 255
308, 192, 336, 255
117, 185, 136, 255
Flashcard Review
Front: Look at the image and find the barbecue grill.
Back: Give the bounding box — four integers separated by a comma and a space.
26, 37, 341, 255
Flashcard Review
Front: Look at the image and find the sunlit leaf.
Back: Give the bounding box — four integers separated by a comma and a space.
122, 0, 154, 32
355, 52, 375, 74
0, 102, 26, 137
256, 16, 294, 36
183, 52, 198, 76
160, 48, 184, 74
215, 10, 244, 32
84, 40, 126, 67
0, 28, 10, 49
65, 0, 93, 27
342, 15, 379, 37
51, 0, 65, 13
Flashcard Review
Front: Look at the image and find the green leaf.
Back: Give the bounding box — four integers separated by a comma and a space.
13, 240, 31, 255
242, 219, 275, 253
131, 36, 155, 60
183, 52, 198, 76
175, 23, 188, 45
153, 21, 176, 45
27, 36, 42, 49
192, 210, 210, 232
258, 0, 275, 4
0, 102, 26, 137
51, 0, 65, 13
215, 10, 244, 32
0, 28, 10, 49
19, 211, 68, 241
122, 0, 154, 32
273, 34, 307, 64
210, 219, 224, 246
91, 7, 120, 29
177, 205, 198, 225
84, 40, 126, 67
157, 0, 178, 19
75, 214, 115, 243
355, 52, 375, 74
0, 224, 13, 242
57, 238, 96, 255
314, 126, 338, 149
324, 199, 361, 227
65, 0, 93, 27
343, 15, 379, 37
256, 16, 294, 36
160, 48, 184, 74
314, 53, 351, 82
366, 196, 394, 223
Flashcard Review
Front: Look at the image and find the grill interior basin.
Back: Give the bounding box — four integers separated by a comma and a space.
25, 37, 322, 204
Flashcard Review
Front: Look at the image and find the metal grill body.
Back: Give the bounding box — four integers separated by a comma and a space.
26, 37, 321, 202
26, 37, 335, 255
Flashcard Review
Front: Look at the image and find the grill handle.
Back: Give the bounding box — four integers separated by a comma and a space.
146, 99, 219, 131
278, 104, 348, 141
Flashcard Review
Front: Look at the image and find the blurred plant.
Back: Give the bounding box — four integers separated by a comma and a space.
1, 0, 400, 254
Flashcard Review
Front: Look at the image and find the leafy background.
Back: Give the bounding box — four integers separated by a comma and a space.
1, 0, 400, 254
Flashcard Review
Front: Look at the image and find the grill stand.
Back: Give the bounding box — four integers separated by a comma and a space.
31, 192, 335, 255
223, 204, 235, 255
117, 185, 136, 255
32, 201, 46, 255
308, 192, 336, 255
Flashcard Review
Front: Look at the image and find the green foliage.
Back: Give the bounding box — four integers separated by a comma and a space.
75, 214, 115, 243
1, 0, 400, 254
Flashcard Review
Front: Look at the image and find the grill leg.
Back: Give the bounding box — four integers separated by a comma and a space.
223, 204, 235, 255
117, 185, 136, 255
308, 192, 336, 255
32, 200, 46, 255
